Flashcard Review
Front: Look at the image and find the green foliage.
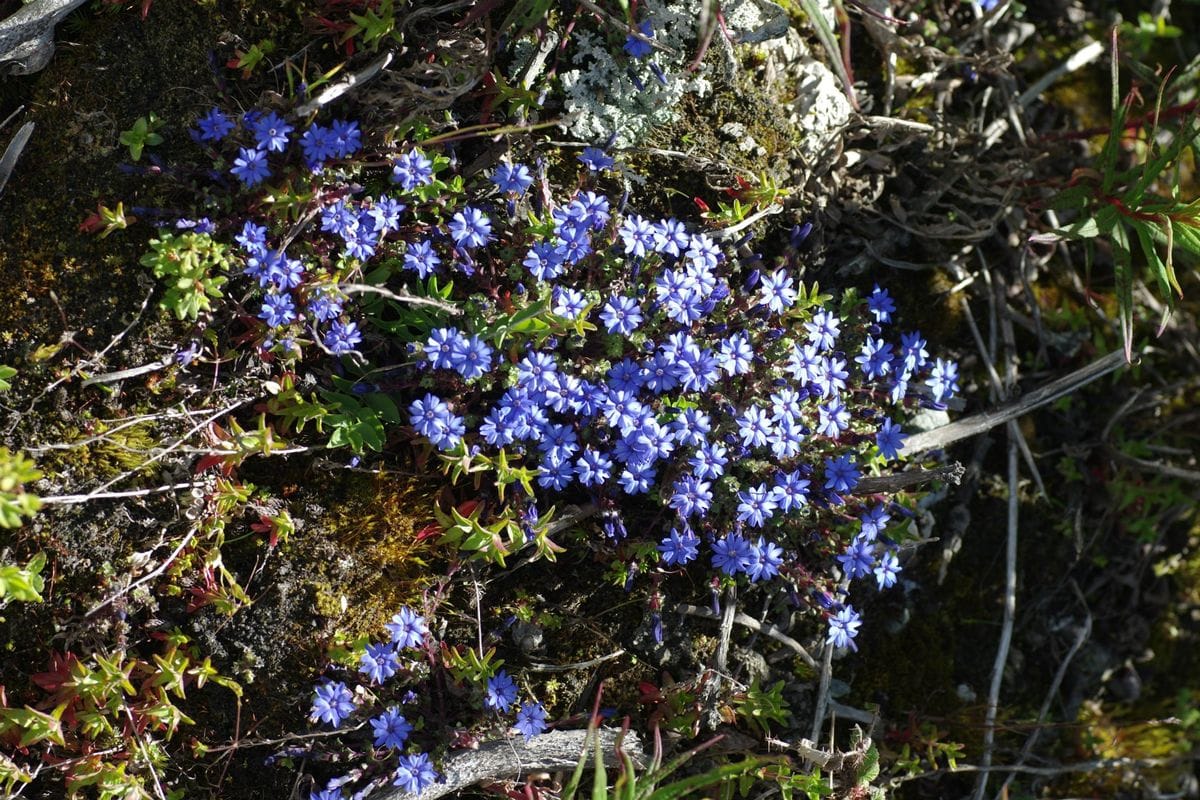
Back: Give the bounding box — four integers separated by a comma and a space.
433, 496, 564, 566
118, 113, 164, 162
733, 678, 790, 736
1119, 13, 1182, 58
0, 447, 41, 528
1036, 53, 1199, 360
561, 715, 765, 800
442, 643, 503, 684
0, 551, 46, 603
140, 232, 232, 321
0, 364, 16, 392
344, 0, 405, 50
233, 38, 276, 75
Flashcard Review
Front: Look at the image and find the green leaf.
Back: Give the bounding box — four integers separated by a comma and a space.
1111, 221, 1135, 362
0, 365, 16, 392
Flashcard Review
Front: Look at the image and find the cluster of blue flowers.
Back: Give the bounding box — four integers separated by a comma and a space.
171, 99, 960, 769
374, 149, 960, 651
306, 605, 549, 799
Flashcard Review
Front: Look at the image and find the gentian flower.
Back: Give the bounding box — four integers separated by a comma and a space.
491, 161, 534, 194
600, 295, 643, 335
758, 269, 797, 314
712, 533, 752, 576
392, 148, 435, 190
448, 206, 492, 249
837, 535, 875, 580
250, 111, 294, 153
194, 108, 234, 142
387, 606, 429, 649
874, 549, 901, 588
926, 358, 960, 402
824, 454, 860, 494
310, 680, 355, 727
371, 707, 413, 749
736, 483, 779, 528
231, 147, 270, 187
827, 606, 862, 650
393, 752, 438, 794
513, 701, 548, 741
485, 670, 518, 712
876, 417, 906, 461
623, 20, 655, 58
867, 284, 896, 323
259, 293, 297, 327
747, 537, 784, 582
805, 310, 841, 351
360, 642, 401, 684
404, 239, 441, 278
658, 527, 699, 566
578, 146, 614, 171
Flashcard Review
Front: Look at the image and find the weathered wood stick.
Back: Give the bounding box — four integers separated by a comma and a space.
366, 728, 645, 800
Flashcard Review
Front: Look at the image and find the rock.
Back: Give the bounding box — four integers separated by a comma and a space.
0, 0, 90, 76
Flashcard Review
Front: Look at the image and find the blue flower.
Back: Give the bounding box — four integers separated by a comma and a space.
824, 454, 860, 494
387, 606, 429, 649
359, 642, 400, 684
329, 119, 362, 158
623, 20, 655, 58
250, 111, 294, 153
578, 146, 614, 171
827, 606, 862, 651
404, 239, 441, 278
367, 195, 406, 234
553, 287, 587, 319
772, 470, 810, 513
669, 475, 713, 518
310, 680, 355, 727
392, 148, 435, 190
393, 752, 439, 794
259, 293, 297, 327
926, 358, 960, 402
449, 206, 492, 249
899, 331, 929, 373
575, 447, 613, 487
450, 334, 493, 382
301, 123, 337, 170
736, 405, 775, 449
600, 295, 644, 335
874, 549, 901, 589
235, 220, 268, 254
757, 269, 797, 314
492, 161, 534, 194
837, 535, 875, 580
231, 147, 270, 187
736, 483, 779, 528
371, 706, 413, 749
804, 310, 841, 351
876, 417, 906, 461
855, 337, 895, 380
618, 214, 656, 257
712, 533, 752, 576
746, 537, 784, 582
816, 398, 850, 439
485, 670, 518, 713
658, 527, 699, 566
858, 504, 891, 540
310, 786, 343, 800
513, 701, 549, 741
194, 108, 234, 142
867, 284, 896, 323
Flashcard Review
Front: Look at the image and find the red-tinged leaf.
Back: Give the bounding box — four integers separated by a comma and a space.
193, 453, 229, 474
693, 197, 710, 213
140, 0, 152, 19
78, 213, 104, 235
414, 522, 442, 543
